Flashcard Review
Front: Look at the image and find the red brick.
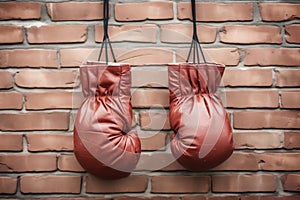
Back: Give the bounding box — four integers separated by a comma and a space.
15, 70, 79, 88
286, 24, 300, 44
47, 2, 103, 21
0, 71, 13, 89
132, 89, 169, 108
0, 112, 69, 131
212, 152, 258, 171
0, 25, 23, 44
281, 90, 300, 108
118, 48, 173, 66
58, 154, 84, 172
234, 110, 300, 129
258, 153, 300, 171
131, 69, 168, 88
0, 92, 23, 110
86, 175, 148, 193
27, 25, 87, 44
259, 3, 300, 22
115, 2, 173, 21
223, 68, 273, 87
0, 49, 57, 68
161, 24, 217, 43
0, 154, 56, 172
140, 111, 170, 130
139, 132, 167, 151
242, 196, 300, 200
183, 197, 239, 200
281, 174, 300, 192
60, 48, 94, 67
276, 69, 300, 87
212, 174, 276, 192
234, 132, 282, 149
20, 175, 81, 194
176, 48, 240, 66
224, 90, 278, 108
26, 133, 73, 152
25, 91, 83, 110
136, 153, 183, 171
151, 176, 210, 193
95, 24, 157, 43
115, 197, 179, 200
245, 48, 300, 66
178, 2, 253, 22
0, 177, 17, 194
285, 132, 300, 149
220, 25, 281, 44
0, 2, 41, 20
0, 134, 23, 151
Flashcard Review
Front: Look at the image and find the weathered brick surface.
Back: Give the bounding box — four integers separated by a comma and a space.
95, 24, 157, 43
139, 133, 167, 151
275, 69, 300, 87
151, 176, 210, 193
223, 68, 273, 87
220, 25, 282, 44
212, 174, 277, 192
0, 112, 69, 131
281, 174, 300, 192
234, 132, 282, 149
284, 132, 300, 149
140, 111, 170, 130
224, 90, 278, 108
0, 25, 23, 44
257, 153, 300, 171
132, 89, 169, 108
131, 69, 168, 88
161, 24, 217, 43
25, 91, 82, 110
245, 48, 300, 66
0, 154, 56, 172
0, 177, 17, 194
234, 111, 300, 129
115, 2, 173, 21
0, 71, 13, 89
47, 2, 103, 21
285, 24, 300, 44
0, 49, 57, 68
178, 3, 253, 22
281, 90, 300, 108
0, 92, 23, 110
0, 134, 23, 151
176, 48, 240, 66
26, 133, 73, 152
15, 70, 79, 88
58, 154, 84, 172
260, 3, 300, 21
86, 175, 148, 193
0, 2, 41, 20
20, 175, 81, 193
27, 25, 87, 44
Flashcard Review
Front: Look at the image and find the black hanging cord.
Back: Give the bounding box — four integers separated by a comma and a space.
186, 0, 206, 64
98, 0, 116, 63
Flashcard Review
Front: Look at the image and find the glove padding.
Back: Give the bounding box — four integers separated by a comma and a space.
74, 63, 141, 179
168, 63, 234, 171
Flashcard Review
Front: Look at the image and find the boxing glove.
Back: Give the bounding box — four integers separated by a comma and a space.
168, 63, 234, 171
74, 62, 141, 179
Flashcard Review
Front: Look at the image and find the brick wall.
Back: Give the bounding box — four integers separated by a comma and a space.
0, 0, 299, 199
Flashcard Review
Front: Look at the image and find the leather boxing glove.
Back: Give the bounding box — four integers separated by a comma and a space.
74, 62, 141, 179
168, 63, 234, 171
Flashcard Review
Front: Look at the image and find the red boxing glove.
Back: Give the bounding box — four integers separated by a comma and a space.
168, 63, 234, 171
74, 63, 141, 179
